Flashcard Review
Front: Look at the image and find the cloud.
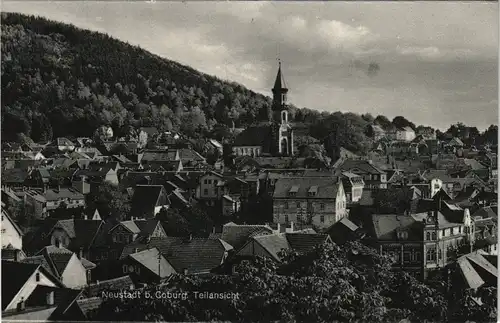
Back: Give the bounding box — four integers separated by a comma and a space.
398, 46, 442, 58
1, 1, 497, 129
316, 20, 373, 49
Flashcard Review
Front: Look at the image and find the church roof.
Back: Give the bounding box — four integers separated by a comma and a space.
273, 62, 288, 91
233, 124, 272, 146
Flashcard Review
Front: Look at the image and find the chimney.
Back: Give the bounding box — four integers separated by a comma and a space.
212, 226, 216, 234
189, 234, 193, 241
17, 298, 25, 312
289, 221, 294, 232
46, 291, 55, 306
183, 268, 188, 275
79, 248, 83, 259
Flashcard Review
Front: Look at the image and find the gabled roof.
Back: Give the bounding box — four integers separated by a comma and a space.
121, 237, 234, 274
220, 222, 274, 250
128, 248, 176, 278
252, 234, 290, 261
285, 233, 331, 253
1, 261, 63, 310
34, 246, 74, 277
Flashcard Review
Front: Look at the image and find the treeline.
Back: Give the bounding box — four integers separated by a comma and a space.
1, 13, 497, 156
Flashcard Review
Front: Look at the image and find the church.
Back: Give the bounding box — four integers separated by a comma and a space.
232, 62, 294, 157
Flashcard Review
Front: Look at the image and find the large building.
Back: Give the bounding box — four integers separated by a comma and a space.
232, 62, 294, 157
272, 177, 347, 230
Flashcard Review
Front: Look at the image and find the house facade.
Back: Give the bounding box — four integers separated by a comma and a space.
396, 127, 416, 142
1, 209, 23, 250
272, 177, 347, 229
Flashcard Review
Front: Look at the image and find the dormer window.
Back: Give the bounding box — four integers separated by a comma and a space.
308, 186, 318, 197
288, 185, 299, 197
398, 231, 408, 240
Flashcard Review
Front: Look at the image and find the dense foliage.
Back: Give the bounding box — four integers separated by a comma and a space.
93, 241, 453, 322
2, 13, 497, 157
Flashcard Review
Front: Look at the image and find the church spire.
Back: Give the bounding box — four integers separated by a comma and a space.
273, 60, 287, 91
272, 60, 288, 112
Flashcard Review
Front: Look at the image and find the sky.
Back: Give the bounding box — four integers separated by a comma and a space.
2, 1, 498, 130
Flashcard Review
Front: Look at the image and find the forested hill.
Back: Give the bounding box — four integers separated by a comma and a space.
1, 12, 278, 142
2, 13, 495, 155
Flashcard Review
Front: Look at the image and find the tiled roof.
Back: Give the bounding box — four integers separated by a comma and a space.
336, 159, 385, 175
35, 246, 74, 277
139, 127, 159, 136
252, 234, 290, 261
2, 168, 28, 183
220, 223, 273, 250
80, 258, 96, 270
118, 221, 141, 234
473, 206, 498, 219
122, 237, 234, 274
370, 214, 421, 241
129, 248, 176, 278
273, 177, 340, 199
142, 150, 178, 162
178, 148, 206, 163
285, 233, 331, 253
85, 276, 134, 297
75, 297, 103, 317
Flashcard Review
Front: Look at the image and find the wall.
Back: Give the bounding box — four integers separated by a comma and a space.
1, 215, 23, 250
4, 270, 58, 311
199, 174, 222, 199
273, 198, 337, 229
61, 254, 88, 288
237, 240, 275, 259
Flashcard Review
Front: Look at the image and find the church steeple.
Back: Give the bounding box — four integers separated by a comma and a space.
272, 60, 288, 112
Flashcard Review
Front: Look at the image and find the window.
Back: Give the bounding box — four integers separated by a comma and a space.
403, 251, 411, 263
320, 203, 325, 210
432, 232, 436, 240
122, 265, 128, 273
35, 272, 40, 282
284, 202, 288, 209
426, 248, 436, 262
296, 202, 301, 209
459, 226, 462, 234
442, 229, 446, 237
426, 232, 431, 240
438, 248, 442, 260
204, 180, 207, 184
414, 252, 421, 261
284, 215, 289, 223
320, 215, 325, 223
203, 189, 208, 195
1, 229, 5, 234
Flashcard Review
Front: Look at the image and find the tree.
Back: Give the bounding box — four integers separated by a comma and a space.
373, 188, 412, 214
374, 115, 392, 130
93, 241, 449, 322
86, 182, 130, 220
392, 116, 415, 130
156, 207, 190, 237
